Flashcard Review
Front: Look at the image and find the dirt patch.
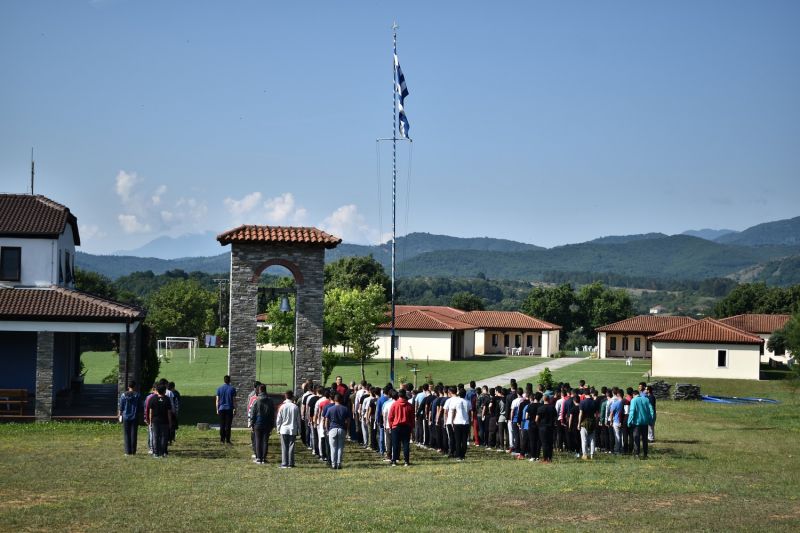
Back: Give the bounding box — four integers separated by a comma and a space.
0, 490, 61, 511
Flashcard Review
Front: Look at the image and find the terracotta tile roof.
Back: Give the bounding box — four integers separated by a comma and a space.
393, 305, 465, 318
217, 225, 341, 248
595, 315, 697, 334
719, 314, 791, 334
649, 317, 763, 345
379, 310, 475, 331
457, 311, 561, 330
0, 194, 80, 245
0, 287, 145, 322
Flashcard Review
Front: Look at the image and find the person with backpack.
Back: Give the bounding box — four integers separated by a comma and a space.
250, 384, 275, 464
118, 381, 140, 456
148, 383, 174, 459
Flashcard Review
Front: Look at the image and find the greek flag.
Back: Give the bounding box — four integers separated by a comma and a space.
394, 53, 410, 138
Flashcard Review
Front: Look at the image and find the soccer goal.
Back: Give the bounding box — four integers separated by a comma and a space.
157, 336, 198, 363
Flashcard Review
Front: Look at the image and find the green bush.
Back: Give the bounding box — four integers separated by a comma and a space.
537, 367, 554, 391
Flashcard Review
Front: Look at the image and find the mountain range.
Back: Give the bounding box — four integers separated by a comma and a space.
77, 215, 800, 286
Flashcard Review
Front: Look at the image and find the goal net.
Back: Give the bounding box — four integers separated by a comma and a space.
157, 337, 198, 363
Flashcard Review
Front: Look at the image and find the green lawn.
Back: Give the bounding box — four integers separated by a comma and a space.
80, 348, 546, 395
1, 360, 798, 531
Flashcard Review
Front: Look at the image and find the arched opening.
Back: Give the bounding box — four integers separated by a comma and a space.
256, 265, 297, 394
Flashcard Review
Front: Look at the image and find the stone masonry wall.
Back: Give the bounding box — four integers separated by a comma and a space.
228, 242, 325, 427
35, 331, 55, 421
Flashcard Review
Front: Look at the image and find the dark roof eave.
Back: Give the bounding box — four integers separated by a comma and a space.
0, 314, 145, 323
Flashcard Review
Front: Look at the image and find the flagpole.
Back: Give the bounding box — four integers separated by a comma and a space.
390, 21, 398, 386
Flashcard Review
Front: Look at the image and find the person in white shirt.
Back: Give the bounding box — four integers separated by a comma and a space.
443, 388, 456, 458
448, 388, 472, 461
276, 390, 301, 468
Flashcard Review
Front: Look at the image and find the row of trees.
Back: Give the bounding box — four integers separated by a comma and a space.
713, 282, 800, 318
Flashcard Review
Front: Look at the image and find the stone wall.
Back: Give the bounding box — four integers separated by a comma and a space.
117, 325, 139, 394
228, 242, 325, 426
35, 331, 54, 421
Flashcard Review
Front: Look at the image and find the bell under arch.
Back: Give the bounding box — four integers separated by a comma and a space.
217, 225, 341, 426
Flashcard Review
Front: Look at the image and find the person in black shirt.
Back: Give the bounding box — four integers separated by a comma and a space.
250, 384, 275, 464
536, 394, 557, 463
148, 384, 174, 458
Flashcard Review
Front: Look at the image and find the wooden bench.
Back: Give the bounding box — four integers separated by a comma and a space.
0, 389, 29, 415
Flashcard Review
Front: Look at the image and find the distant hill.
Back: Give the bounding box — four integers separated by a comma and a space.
114, 231, 221, 259
727, 255, 800, 287
75, 218, 800, 284
396, 235, 800, 281
588, 233, 668, 245
76, 251, 230, 279
682, 228, 737, 241
715, 216, 800, 246
326, 232, 543, 268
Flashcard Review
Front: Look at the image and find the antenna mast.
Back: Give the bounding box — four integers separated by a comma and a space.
30, 148, 35, 195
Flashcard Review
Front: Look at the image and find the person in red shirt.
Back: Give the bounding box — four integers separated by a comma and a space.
388, 389, 415, 466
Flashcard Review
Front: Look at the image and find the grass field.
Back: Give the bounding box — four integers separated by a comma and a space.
4, 357, 798, 531
82, 348, 550, 395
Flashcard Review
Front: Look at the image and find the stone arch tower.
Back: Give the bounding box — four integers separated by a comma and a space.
217, 225, 341, 426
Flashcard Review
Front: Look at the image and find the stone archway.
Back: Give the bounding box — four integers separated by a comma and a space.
217, 225, 341, 426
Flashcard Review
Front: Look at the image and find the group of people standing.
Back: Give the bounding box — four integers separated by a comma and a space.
117, 378, 181, 458
120, 374, 657, 467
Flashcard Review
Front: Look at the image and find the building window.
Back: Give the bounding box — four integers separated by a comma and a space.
504, 334, 509, 347
610, 336, 617, 351
393, 335, 399, 350
717, 349, 727, 368
515, 335, 521, 348
634, 337, 641, 352
646, 340, 652, 352
526, 335, 533, 348
538, 335, 542, 348
491, 334, 498, 347
622, 337, 629, 351
64, 251, 73, 283
0, 247, 21, 281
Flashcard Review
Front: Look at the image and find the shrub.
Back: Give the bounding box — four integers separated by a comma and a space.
538, 367, 554, 391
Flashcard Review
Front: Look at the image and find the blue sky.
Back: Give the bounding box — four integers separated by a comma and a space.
1, 1, 798, 254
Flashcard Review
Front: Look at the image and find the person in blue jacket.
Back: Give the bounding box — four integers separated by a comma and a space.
118, 381, 141, 455
627, 389, 655, 459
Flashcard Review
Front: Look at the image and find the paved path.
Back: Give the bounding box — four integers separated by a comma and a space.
477, 357, 584, 389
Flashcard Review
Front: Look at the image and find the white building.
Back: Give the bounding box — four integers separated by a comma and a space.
650, 317, 763, 380
596, 315, 697, 359
376, 305, 561, 361
719, 314, 792, 365
0, 194, 145, 421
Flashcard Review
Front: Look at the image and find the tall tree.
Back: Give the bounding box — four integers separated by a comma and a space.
340, 284, 388, 382
575, 282, 634, 331
521, 283, 576, 334
263, 294, 297, 363
324, 255, 391, 298
450, 291, 485, 311
145, 279, 217, 339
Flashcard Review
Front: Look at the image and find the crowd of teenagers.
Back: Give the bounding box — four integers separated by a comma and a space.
119, 374, 658, 467
292, 375, 657, 468
117, 379, 181, 458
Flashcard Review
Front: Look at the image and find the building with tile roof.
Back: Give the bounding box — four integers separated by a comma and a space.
595, 315, 697, 359
375, 305, 561, 361
650, 318, 763, 380
719, 314, 793, 365
0, 193, 145, 421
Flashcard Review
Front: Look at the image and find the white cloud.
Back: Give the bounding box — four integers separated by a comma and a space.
151, 185, 167, 206
223, 192, 262, 219
319, 204, 383, 244
264, 192, 304, 224
115, 170, 140, 203
118, 214, 151, 234
79, 224, 106, 239
112, 169, 208, 236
